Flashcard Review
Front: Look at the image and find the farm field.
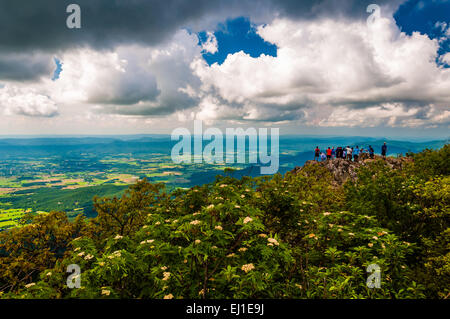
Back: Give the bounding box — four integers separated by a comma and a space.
0, 209, 28, 230
0, 135, 446, 230
0, 137, 252, 227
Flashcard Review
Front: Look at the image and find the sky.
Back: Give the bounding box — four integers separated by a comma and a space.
0, 0, 449, 138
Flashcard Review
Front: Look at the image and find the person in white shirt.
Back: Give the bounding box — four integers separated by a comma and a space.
346, 146, 352, 160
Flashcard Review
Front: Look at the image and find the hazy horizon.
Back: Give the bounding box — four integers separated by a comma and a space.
0, 133, 447, 142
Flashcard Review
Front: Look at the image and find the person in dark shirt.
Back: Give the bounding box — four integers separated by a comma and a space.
369, 145, 374, 159
381, 142, 387, 159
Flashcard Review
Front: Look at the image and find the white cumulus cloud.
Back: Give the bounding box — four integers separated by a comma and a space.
201, 32, 219, 54
0, 85, 58, 117
191, 15, 450, 128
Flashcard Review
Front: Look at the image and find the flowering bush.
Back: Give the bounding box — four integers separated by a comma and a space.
1, 146, 448, 299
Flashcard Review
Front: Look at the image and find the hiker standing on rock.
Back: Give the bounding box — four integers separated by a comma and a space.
314, 146, 320, 161
326, 147, 332, 159
331, 147, 336, 159
353, 146, 360, 162
336, 146, 342, 158
381, 142, 387, 159
346, 146, 352, 161
369, 145, 374, 159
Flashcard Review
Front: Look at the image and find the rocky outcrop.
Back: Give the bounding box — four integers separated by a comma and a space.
291, 155, 411, 184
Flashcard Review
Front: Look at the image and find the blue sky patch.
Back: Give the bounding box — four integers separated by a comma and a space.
52, 58, 62, 81
198, 17, 277, 66
394, 0, 450, 67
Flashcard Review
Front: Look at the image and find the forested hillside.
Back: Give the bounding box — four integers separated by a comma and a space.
0, 145, 448, 299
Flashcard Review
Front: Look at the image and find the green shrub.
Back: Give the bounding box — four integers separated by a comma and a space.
1, 146, 448, 299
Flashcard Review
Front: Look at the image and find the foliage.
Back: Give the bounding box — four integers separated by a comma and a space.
344, 146, 449, 298
87, 179, 166, 241
0, 211, 85, 293
0, 146, 448, 299
409, 144, 449, 178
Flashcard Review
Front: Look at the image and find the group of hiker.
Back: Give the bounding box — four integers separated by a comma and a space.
314, 142, 387, 162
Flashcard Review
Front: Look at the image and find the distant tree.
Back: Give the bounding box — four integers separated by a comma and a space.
409, 144, 449, 177
88, 179, 165, 241
0, 211, 85, 293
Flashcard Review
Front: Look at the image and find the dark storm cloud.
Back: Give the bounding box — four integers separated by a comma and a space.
0, 52, 55, 81
0, 0, 406, 80
0, 0, 228, 52
0, 0, 405, 52
0, 0, 220, 80
267, 0, 405, 21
